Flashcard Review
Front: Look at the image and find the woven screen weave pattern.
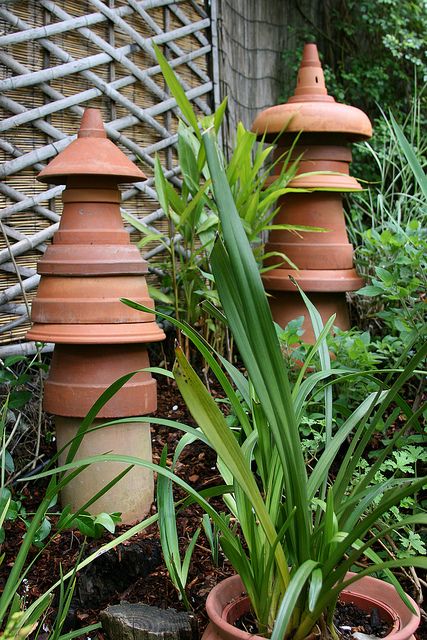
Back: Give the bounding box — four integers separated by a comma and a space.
0, 0, 213, 351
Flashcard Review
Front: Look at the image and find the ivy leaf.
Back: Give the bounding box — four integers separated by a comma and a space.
8, 390, 32, 409
357, 285, 384, 296
375, 267, 394, 286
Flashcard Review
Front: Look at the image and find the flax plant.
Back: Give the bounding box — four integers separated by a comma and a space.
173, 131, 426, 637
90, 129, 425, 638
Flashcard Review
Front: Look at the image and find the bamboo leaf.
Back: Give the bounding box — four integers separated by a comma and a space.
153, 43, 200, 137
214, 97, 228, 134
154, 154, 171, 217
178, 121, 201, 194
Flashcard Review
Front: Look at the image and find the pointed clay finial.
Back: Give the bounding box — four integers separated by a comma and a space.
251, 42, 372, 141
37, 108, 146, 184
289, 43, 332, 102
77, 108, 107, 139
300, 43, 321, 67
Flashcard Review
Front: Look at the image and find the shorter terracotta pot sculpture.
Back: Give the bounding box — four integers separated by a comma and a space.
202, 574, 420, 640
252, 44, 372, 342
27, 109, 165, 522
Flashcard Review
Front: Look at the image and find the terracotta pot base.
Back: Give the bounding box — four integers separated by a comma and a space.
262, 269, 363, 293
26, 322, 164, 344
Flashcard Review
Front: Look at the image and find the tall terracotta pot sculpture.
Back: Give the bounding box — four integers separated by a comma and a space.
252, 44, 372, 342
27, 109, 165, 522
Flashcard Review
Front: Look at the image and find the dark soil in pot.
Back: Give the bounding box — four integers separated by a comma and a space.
235, 600, 392, 639
334, 600, 391, 639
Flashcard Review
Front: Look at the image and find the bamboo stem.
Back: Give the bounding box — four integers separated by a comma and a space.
1, 224, 47, 252
0, 0, 187, 46
0, 303, 29, 315
0, 343, 54, 357
0, 275, 41, 306
127, 0, 209, 84
169, 2, 209, 46
0, 183, 62, 222
0, 225, 59, 266
87, 0, 210, 114
1, 265, 37, 279
0, 94, 70, 141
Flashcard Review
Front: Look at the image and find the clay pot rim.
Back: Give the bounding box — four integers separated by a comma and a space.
262, 269, 363, 292
251, 102, 372, 141
26, 323, 165, 344
205, 573, 420, 640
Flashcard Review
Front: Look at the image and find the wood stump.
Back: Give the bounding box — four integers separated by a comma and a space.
101, 602, 199, 640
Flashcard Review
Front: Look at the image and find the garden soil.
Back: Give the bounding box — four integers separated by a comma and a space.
1, 375, 425, 639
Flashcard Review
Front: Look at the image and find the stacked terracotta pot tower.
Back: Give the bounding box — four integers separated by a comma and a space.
252, 43, 372, 341
27, 108, 165, 523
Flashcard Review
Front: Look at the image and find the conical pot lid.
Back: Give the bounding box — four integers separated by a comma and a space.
252, 44, 372, 141
37, 109, 146, 185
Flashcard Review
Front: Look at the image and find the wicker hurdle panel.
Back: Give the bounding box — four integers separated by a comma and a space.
0, 0, 214, 353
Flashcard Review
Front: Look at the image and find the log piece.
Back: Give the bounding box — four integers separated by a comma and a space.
101, 602, 199, 640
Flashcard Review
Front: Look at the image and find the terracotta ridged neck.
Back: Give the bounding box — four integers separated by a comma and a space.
27, 108, 165, 345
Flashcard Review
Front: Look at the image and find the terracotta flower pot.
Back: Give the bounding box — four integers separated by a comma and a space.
251, 43, 372, 341
26, 108, 165, 522
202, 574, 420, 640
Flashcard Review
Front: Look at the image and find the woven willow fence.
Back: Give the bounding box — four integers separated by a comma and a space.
0, 0, 216, 355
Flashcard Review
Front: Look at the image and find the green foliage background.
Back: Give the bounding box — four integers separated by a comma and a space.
282, 0, 426, 119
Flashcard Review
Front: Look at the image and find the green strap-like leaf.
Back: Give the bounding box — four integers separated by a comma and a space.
153, 43, 201, 137
203, 130, 312, 562
271, 561, 319, 640
390, 112, 427, 199
173, 346, 290, 588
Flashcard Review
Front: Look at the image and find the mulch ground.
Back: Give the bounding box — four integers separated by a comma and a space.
1, 374, 426, 639
0, 374, 235, 638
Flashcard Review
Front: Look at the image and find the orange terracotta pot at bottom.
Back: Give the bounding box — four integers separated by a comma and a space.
267, 291, 350, 343
202, 574, 420, 640
43, 343, 157, 418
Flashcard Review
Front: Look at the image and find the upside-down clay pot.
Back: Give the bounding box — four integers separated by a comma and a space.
252, 44, 372, 342
202, 574, 420, 640
26, 108, 165, 522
